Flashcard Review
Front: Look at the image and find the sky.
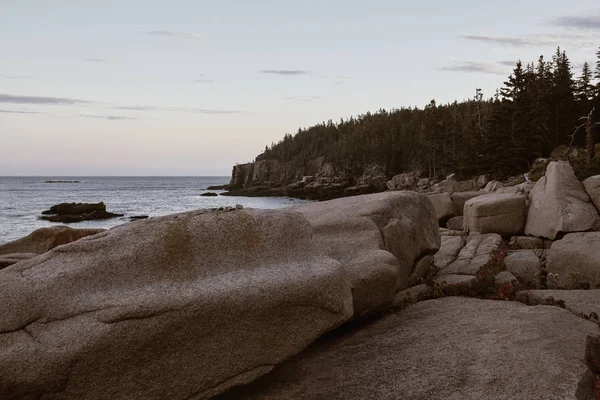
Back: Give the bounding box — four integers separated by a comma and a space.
1, 0, 600, 176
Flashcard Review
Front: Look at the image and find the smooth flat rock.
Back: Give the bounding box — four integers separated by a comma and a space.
292, 191, 440, 317
525, 161, 600, 239
438, 228, 467, 236
505, 250, 541, 288
0, 226, 105, 256
439, 234, 502, 276
547, 232, 600, 289
463, 193, 527, 236
0, 209, 353, 400
518, 289, 600, 322
218, 297, 599, 400
0, 253, 37, 269
434, 236, 465, 268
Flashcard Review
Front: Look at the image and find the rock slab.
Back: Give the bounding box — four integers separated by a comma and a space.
218, 297, 599, 400
0, 209, 353, 400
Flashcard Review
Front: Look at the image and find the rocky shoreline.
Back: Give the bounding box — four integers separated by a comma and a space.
2, 159, 600, 398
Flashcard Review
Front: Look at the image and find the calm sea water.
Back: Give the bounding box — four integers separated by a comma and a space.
0, 176, 313, 244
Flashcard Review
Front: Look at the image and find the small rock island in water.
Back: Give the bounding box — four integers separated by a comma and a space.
40, 202, 124, 223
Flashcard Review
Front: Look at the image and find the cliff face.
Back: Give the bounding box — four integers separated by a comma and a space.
226, 158, 387, 200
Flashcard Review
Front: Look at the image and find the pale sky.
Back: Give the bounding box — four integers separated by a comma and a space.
1, 0, 599, 176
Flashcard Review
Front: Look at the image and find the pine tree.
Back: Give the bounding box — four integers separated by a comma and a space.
576, 62, 594, 102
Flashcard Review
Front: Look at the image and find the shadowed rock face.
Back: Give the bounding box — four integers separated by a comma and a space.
0, 226, 105, 256
0, 209, 353, 400
292, 191, 440, 317
40, 202, 123, 223
217, 297, 599, 400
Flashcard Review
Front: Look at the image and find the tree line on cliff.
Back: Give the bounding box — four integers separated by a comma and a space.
256, 47, 600, 180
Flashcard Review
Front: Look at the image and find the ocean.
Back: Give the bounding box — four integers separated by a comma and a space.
0, 176, 313, 245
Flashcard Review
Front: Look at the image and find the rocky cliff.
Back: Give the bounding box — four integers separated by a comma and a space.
224, 157, 388, 200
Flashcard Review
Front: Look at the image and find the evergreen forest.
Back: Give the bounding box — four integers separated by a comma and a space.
256, 47, 600, 180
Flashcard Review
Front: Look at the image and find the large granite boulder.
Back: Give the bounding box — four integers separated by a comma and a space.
0, 226, 105, 256
427, 193, 455, 223
438, 233, 503, 276
583, 175, 600, 212
218, 297, 599, 400
292, 192, 440, 317
525, 161, 600, 239
547, 232, 600, 289
0, 209, 353, 400
463, 193, 527, 236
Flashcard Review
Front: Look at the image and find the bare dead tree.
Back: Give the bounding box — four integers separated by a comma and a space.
566, 107, 600, 160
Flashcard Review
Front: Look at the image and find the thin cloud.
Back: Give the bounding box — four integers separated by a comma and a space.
436, 61, 507, 75
0, 93, 91, 105
260, 70, 310, 76
5, 75, 36, 80
145, 30, 204, 40
85, 58, 112, 63
113, 105, 242, 114
498, 60, 518, 67
461, 33, 596, 49
78, 114, 137, 120
284, 96, 323, 103
194, 79, 214, 83
0, 109, 41, 114
550, 14, 600, 30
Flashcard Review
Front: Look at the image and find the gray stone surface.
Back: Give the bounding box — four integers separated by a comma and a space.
505, 250, 541, 288
434, 236, 465, 268
445, 216, 463, 231
434, 274, 476, 286
439, 233, 503, 276
483, 180, 504, 191
293, 191, 440, 317
438, 228, 467, 236
547, 232, 600, 289
451, 191, 485, 216
407, 255, 433, 287
0, 226, 105, 256
463, 193, 527, 236
518, 289, 600, 322
218, 297, 599, 400
525, 161, 600, 239
583, 175, 600, 212
0, 209, 353, 400
392, 284, 430, 307
0, 252, 38, 269
495, 270, 518, 286
509, 236, 545, 249
428, 192, 455, 222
